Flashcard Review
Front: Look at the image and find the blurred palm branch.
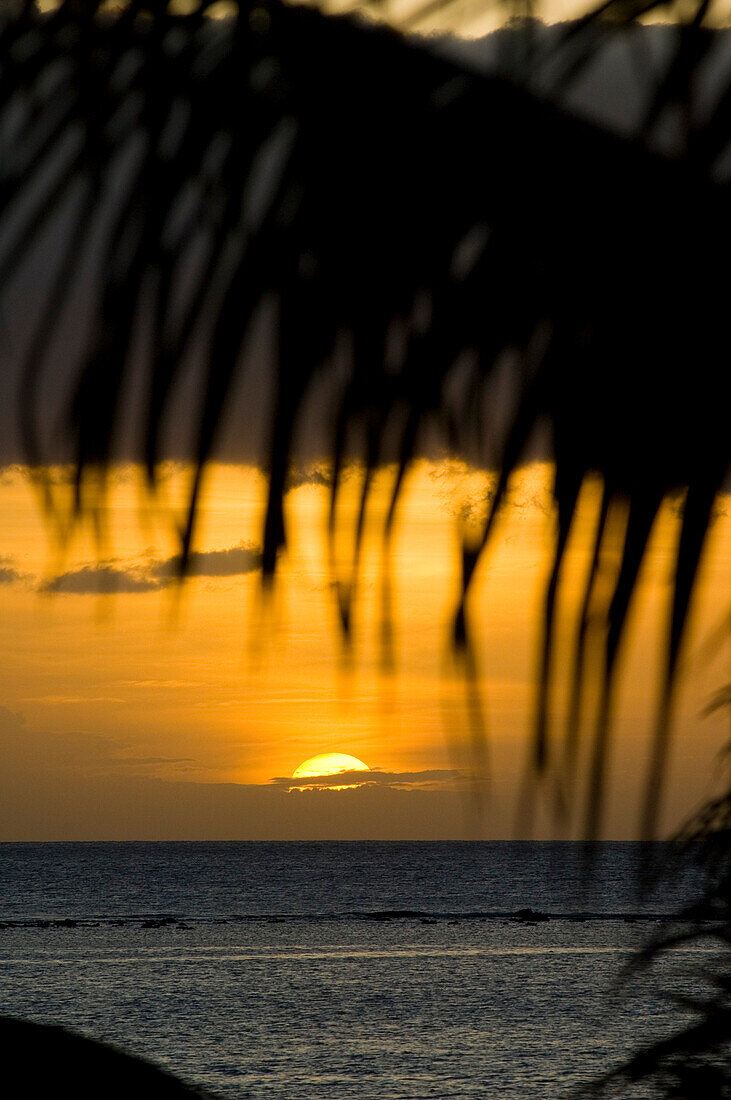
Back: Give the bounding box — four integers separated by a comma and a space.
586, 774, 731, 1097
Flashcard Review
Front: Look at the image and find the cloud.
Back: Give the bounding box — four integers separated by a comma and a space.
270, 768, 466, 790
286, 464, 332, 491
0, 553, 25, 585
0, 709, 499, 840
111, 755, 198, 768
40, 541, 263, 594
21, 695, 127, 704
151, 542, 261, 579
0, 708, 193, 774
41, 564, 162, 595
117, 679, 200, 688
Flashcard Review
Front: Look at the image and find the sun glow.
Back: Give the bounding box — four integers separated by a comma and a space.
291, 753, 370, 789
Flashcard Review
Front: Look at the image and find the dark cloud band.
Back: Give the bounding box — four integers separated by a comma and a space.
271, 768, 466, 790
151, 543, 261, 579
41, 565, 160, 595
41, 542, 262, 594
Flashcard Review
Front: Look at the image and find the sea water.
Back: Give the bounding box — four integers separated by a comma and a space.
0, 842, 717, 1097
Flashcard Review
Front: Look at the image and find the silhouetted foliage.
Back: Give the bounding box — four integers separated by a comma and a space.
587, 768, 731, 1097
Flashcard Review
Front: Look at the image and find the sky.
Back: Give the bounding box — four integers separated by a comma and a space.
274, 0, 731, 37
0, 458, 728, 840
0, 6, 729, 840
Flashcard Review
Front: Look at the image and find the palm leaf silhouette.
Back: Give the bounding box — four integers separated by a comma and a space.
587, 771, 731, 1097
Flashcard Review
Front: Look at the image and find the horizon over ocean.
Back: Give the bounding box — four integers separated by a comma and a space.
0, 841, 716, 1097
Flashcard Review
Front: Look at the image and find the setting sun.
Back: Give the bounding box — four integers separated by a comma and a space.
291, 753, 371, 789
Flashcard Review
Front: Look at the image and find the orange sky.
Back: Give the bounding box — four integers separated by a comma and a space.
0, 459, 728, 840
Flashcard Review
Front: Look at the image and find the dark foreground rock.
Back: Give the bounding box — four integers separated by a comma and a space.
0, 1016, 217, 1099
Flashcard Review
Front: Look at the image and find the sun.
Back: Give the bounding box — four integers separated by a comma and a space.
291, 753, 370, 789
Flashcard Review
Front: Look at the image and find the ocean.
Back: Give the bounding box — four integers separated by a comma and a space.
0, 842, 717, 1098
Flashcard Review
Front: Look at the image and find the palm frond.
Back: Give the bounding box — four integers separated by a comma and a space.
587, 769, 731, 1096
